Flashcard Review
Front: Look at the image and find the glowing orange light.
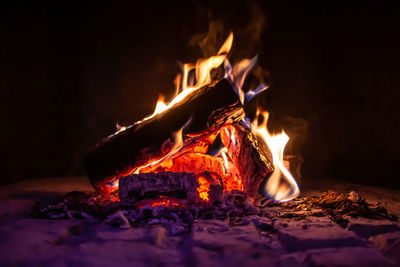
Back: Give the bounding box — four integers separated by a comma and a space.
134, 126, 185, 174
251, 109, 300, 202
132, 33, 234, 127
101, 32, 300, 204
197, 176, 211, 201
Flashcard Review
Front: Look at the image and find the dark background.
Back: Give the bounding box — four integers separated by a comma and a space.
1, 2, 399, 188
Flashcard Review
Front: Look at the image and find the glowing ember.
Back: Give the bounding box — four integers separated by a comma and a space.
134, 125, 185, 175
136, 196, 186, 208
220, 148, 230, 174
197, 175, 211, 201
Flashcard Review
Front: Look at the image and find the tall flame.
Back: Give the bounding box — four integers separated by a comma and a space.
224, 55, 269, 105
251, 109, 300, 202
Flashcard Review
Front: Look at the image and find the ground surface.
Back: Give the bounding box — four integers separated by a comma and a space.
0, 176, 400, 266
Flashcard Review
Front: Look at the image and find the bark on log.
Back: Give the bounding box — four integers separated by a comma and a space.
118, 172, 198, 205
220, 124, 274, 202
85, 79, 243, 193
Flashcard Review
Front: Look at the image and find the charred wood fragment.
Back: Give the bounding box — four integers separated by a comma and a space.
118, 172, 199, 205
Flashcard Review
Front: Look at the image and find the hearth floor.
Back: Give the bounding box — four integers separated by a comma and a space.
0, 176, 399, 266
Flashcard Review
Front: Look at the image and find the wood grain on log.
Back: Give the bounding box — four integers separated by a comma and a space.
220, 124, 274, 202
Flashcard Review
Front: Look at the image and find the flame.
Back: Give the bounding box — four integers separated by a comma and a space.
224, 55, 269, 105
219, 148, 229, 174
115, 122, 127, 134
133, 33, 233, 127
251, 109, 300, 202
217, 32, 234, 55
153, 95, 168, 115
197, 176, 211, 201
134, 126, 185, 174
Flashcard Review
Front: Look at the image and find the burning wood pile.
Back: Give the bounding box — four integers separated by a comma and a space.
31, 34, 399, 264
14, 31, 400, 267
84, 33, 299, 207
35, 32, 398, 239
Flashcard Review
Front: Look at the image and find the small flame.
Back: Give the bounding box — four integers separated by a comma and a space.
134, 126, 185, 174
251, 109, 300, 202
115, 122, 127, 134
153, 95, 168, 115
197, 176, 211, 201
220, 148, 230, 174
224, 57, 269, 105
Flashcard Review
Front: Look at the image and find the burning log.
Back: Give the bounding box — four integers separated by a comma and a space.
118, 172, 199, 205
85, 78, 244, 193
220, 124, 274, 202
83, 32, 302, 205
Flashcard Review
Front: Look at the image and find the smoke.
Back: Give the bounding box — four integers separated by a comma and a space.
189, 1, 266, 58
189, 20, 226, 58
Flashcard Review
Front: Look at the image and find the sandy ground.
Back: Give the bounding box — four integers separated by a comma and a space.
0, 176, 399, 266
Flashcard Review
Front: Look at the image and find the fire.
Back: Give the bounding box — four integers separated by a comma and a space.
197, 175, 211, 201
109, 33, 233, 137
251, 109, 300, 202
137, 196, 185, 209
220, 148, 230, 174
102, 32, 300, 206
224, 55, 269, 105
134, 126, 185, 174
134, 33, 233, 126
115, 122, 127, 134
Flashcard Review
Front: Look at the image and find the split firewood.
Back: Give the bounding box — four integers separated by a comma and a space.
220, 123, 274, 202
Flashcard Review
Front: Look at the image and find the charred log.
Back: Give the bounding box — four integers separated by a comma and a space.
220, 124, 274, 202
85, 79, 244, 194
118, 172, 198, 205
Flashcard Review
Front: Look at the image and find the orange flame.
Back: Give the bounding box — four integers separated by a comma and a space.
197, 176, 211, 201
134, 126, 185, 174
115, 122, 127, 134
137, 196, 186, 208
133, 33, 233, 126
251, 109, 300, 202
